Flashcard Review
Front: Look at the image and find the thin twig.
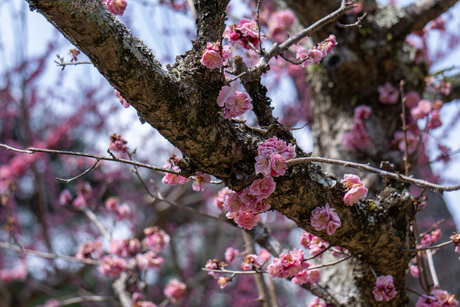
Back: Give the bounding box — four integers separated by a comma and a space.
400, 80, 410, 176
201, 268, 259, 275
256, 0, 263, 54
401, 240, 453, 252
55, 60, 92, 67
81, 207, 111, 241
286, 157, 460, 193
426, 249, 439, 286
0, 241, 100, 265
307, 255, 352, 270
336, 12, 367, 28
57, 159, 101, 183
59, 296, 117, 305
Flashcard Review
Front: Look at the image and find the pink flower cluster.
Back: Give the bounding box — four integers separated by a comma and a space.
268, 10, 295, 42
105, 196, 132, 220
225, 247, 240, 263
103, 0, 127, 16
162, 154, 190, 186
408, 94, 443, 130
200, 42, 232, 69
299, 232, 329, 257
142, 226, 170, 253
296, 35, 337, 67
98, 255, 127, 277
241, 254, 263, 271
267, 249, 320, 285
109, 133, 128, 153
341, 174, 368, 206
164, 279, 187, 303
378, 82, 399, 104
192, 171, 211, 191
255, 136, 296, 177
214, 187, 232, 210
136, 251, 164, 270
416, 289, 459, 307
418, 228, 442, 248
59, 182, 93, 209
342, 105, 372, 150
451, 234, 460, 253
110, 238, 141, 258
76, 239, 103, 259
221, 91, 252, 119
311, 203, 341, 235
115, 90, 130, 108
372, 275, 397, 301
308, 297, 327, 307
224, 18, 260, 50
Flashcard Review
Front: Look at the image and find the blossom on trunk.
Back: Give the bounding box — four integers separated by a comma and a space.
310, 203, 341, 235
372, 275, 397, 301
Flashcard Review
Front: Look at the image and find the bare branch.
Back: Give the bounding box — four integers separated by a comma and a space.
57, 159, 101, 183
80, 208, 111, 241
287, 157, 460, 193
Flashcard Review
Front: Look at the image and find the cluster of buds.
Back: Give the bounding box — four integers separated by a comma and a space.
296, 35, 337, 67
267, 249, 320, 285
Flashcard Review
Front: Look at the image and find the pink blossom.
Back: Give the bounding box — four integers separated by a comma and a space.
218, 277, 229, 289
225, 247, 240, 263
224, 18, 260, 50
292, 265, 321, 285
115, 89, 130, 108
255, 150, 273, 176
142, 227, 170, 253
354, 105, 372, 120
205, 259, 220, 279
258, 248, 271, 261
240, 186, 261, 208
110, 238, 140, 257
0, 260, 27, 283
116, 203, 132, 220
269, 154, 287, 177
420, 234, 432, 247
427, 110, 442, 129
105, 196, 119, 212
267, 248, 306, 278
268, 10, 295, 42
200, 49, 223, 69
222, 91, 252, 119
405, 91, 420, 109
234, 211, 259, 230
410, 265, 419, 278
451, 234, 460, 253
341, 174, 368, 206
372, 275, 397, 301
432, 289, 458, 306
431, 229, 442, 243
297, 46, 324, 66
136, 251, 164, 270
98, 256, 127, 277
308, 297, 327, 307
76, 239, 103, 259
214, 187, 231, 210
300, 232, 329, 257
393, 130, 417, 154
249, 176, 276, 199
342, 120, 371, 150
109, 133, 128, 153
411, 99, 432, 120
241, 254, 262, 271
164, 279, 186, 303
311, 203, 341, 235
162, 164, 189, 185
59, 190, 72, 205
247, 198, 271, 214
378, 82, 399, 104
192, 171, 211, 191
223, 190, 242, 213
104, 0, 128, 16
72, 194, 88, 209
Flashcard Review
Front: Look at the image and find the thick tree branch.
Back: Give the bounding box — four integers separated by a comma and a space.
391, 0, 459, 39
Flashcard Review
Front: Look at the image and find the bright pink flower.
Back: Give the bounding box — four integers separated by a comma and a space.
420, 234, 432, 247
201, 49, 223, 69
115, 89, 130, 108
269, 154, 287, 177
98, 256, 127, 277
311, 203, 341, 235
162, 164, 189, 185
292, 265, 321, 285
214, 187, 231, 211
109, 133, 128, 153
224, 18, 260, 49
205, 259, 220, 279
267, 248, 306, 278
372, 275, 397, 301
225, 247, 239, 263
432, 289, 458, 306
192, 171, 211, 191
255, 150, 273, 176
342, 120, 372, 150
164, 279, 186, 303
341, 174, 368, 206
297, 46, 324, 66
431, 229, 442, 243
308, 297, 327, 307
239, 186, 259, 208
250, 176, 276, 199
234, 211, 259, 230
409, 265, 419, 278
241, 254, 262, 271
300, 232, 329, 257
416, 295, 438, 307
223, 190, 242, 213
222, 91, 252, 119
405, 91, 420, 109
378, 82, 399, 104
104, 0, 128, 16
136, 251, 164, 270
142, 227, 170, 253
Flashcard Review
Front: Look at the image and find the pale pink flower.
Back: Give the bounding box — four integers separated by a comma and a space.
297, 46, 324, 66
432, 289, 458, 306
342, 120, 371, 150
292, 264, 321, 285
241, 254, 262, 271
218, 277, 229, 289
110, 238, 140, 258
427, 110, 442, 129
105, 196, 119, 212
300, 232, 329, 257
249, 176, 276, 199
255, 150, 273, 176
224, 19, 260, 49
98, 256, 127, 277
311, 203, 341, 235
378, 82, 399, 104
72, 194, 88, 209
269, 154, 287, 177
142, 227, 170, 253
393, 130, 417, 154
192, 171, 211, 191
116, 203, 132, 220
247, 198, 271, 214
258, 248, 271, 261
405, 91, 420, 109
59, 190, 72, 206
205, 259, 220, 279
341, 174, 368, 206
162, 165, 190, 185
411, 99, 432, 119
268, 10, 295, 42
223, 191, 242, 213
214, 187, 232, 211
420, 234, 432, 247
222, 91, 252, 119
267, 248, 306, 278
136, 251, 164, 270
104, 0, 128, 16
431, 229, 442, 243
239, 186, 260, 208
201, 49, 223, 69
372, 275, 397, 301
234, 211, 259, 230
225, 247, 240, 263
409, 265, 419, 278
164, 279, 186, 303
308, 297, 327, 307
115, 90, 130, 108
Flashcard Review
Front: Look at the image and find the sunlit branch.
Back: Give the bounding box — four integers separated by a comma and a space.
80, 207, 111, 242
287, 157, 460, 193
307, 255, 352, 270
402, 240, 454, 252
58, 296, 117, 306
336, 12, 367, 28
0, 241, 100, 265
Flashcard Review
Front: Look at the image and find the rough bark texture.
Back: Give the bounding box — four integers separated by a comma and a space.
25, 0, 459, 306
